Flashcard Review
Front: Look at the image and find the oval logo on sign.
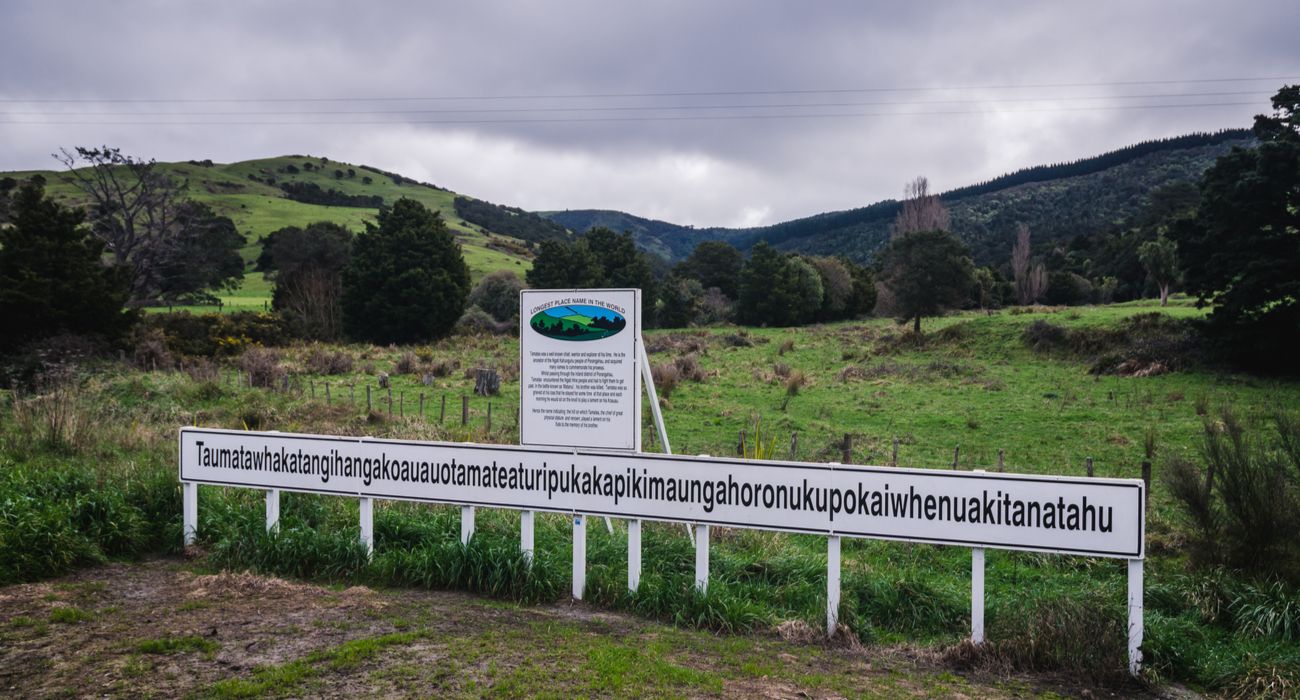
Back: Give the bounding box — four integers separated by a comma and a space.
529, 305, 627, 341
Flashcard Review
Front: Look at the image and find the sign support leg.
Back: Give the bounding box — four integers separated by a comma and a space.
359, 497, 374, 558
627, 518, 641, 592
520, 510, 534, 564
638, 337, 687, 544
1128, 558, 1144, 676
461, 505, 475, 545
971, 547, 985, 644
573, 514, 586, 600
182, 482, 197, 546
265, 489, 280, 533
827, 535, 841, 637
694, 524, 710, 593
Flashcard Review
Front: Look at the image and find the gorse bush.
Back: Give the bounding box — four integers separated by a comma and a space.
1165, 411, 1300, 584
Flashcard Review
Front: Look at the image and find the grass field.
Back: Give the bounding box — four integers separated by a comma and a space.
2, 302, 1299, 695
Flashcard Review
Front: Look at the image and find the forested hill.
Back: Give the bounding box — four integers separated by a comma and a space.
542, 129, 1254, 265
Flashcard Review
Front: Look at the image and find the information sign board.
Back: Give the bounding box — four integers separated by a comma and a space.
518, 289, 641, 451
179, 428, 1144, 558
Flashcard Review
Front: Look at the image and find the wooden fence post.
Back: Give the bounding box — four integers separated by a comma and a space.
462, 395, 469, 426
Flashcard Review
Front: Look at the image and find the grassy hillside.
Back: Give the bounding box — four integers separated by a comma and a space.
2, 155, 539, 308
543, 131, 1254, 265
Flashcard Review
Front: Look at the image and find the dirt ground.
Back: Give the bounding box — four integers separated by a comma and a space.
0, 558, 1165, 699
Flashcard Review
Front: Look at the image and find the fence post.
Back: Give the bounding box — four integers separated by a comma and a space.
827, 535, 841, 637
462, 396, 469, 426
628, 518, 642, 592
182, 482, 198, 546
972, 469, 986, 644
265, 489, 280, 533
573, 514, 586, 600
325, 383, 331, 404
695, 524, 710, 593
521, 510, 535, 564
1128, 558, 1144, 676
359, 497, 374, 558
1141, 461, 1152, 492
440, 395, 447, 423
387, 386, 393, 416
997, 449, 1005, 472
892, 438, 899, 466
841, 434, 852, 464
790, 432, 798, 461
952, 445, 960, 469
461, 505, 475, 545
419, 393, 425, 417
366, 385, 372, 412
487, 402, 492, 432
1086, 456, 1094, 477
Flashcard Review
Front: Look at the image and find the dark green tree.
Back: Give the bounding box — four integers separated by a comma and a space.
267, 222, 353, 340
152, 201, 247, 304
736, 242, 824, 326
675, 240, 743, 298
340, 199, 470, 344
525, 238, 605, 288
581, 227, 657, 303
1172, 85, 1300, 371
656, 274, 705, 328
875, 229, 975, 333
0, 177, 133, 351
1137, 235, 1178, 306
845, 258, 878, 317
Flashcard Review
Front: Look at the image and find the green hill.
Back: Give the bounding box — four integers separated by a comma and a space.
543, 130, 1256, 266
2, 155, 551, 309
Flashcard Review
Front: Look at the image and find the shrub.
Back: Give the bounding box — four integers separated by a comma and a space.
651, 362, 680, 398
304, 347, 353, 375
140, 312, 288, 358
393, 352, 418, 375
673, 353, 707, 383
454, 305, 506, 336
467, 270, 523, 323
239, 348, 286, 389
1165, 411, 1300, 584
130, 326, 173, 371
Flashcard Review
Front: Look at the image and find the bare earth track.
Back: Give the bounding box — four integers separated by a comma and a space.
0, 558, 1163, 699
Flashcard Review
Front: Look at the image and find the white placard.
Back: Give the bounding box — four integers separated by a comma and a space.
180, 428, 1144, 558
518, 289, 641, 451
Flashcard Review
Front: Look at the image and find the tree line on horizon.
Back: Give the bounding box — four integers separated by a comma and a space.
0, 87, 1295, 374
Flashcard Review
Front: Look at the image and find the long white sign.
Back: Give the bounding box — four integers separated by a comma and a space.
180, 428, 1144, 558
518, 289, 641, 451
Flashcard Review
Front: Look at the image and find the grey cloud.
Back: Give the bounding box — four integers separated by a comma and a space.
1, 1, 1297, 227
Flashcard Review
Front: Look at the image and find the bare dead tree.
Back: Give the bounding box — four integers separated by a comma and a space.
278, 267, 344, 340
1011, 223, 1049, 305
53, 147, 186, 303
1012, 223, 1032, 304
891, 176, 950, 238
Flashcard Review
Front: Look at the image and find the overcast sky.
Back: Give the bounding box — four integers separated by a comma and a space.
2, 1, 1297, 228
